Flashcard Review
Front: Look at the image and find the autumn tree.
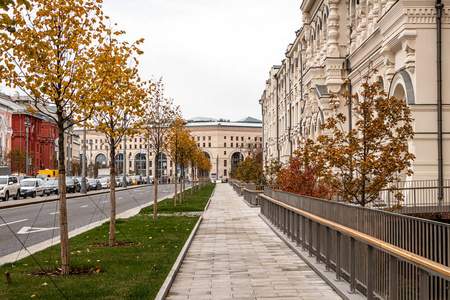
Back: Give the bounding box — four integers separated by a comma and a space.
264, 157, 281, 186
91, 29, 145, 246
0, 0, 108, 274
276, 139, 333, 199
167, 117, 191, 206
317, 72, 415, 206
6, 147, 26, 173
231, 149, 265, 185
142, 79, 179, 219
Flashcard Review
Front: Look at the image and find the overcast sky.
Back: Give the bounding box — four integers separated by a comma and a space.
100, 0, 302, 121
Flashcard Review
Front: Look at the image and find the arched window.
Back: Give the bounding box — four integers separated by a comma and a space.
115, 153, 124, 174
157, 153, 167, 178
135, 153, 146, 176
95, 153, 107, 168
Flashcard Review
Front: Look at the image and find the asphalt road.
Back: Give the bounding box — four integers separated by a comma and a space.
0, 184, 175, 259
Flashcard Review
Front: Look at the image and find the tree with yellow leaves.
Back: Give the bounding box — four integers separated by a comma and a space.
0, 0, 109, 275
167, 116, 191, 206
91, 29, 146, 246
317, 72, 415, 206
142, 79, 180, 219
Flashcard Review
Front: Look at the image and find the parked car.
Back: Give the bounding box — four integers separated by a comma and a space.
66, 178, 81, 193
20, 178, 44, 198
43, 178, 58, 195
99, 177, 110, 189
88, 178, 101, 190
113, 177, 123, 188
73, 177, 90, 191
0, 175, 21, 201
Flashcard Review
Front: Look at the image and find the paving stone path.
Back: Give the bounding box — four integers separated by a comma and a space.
167, 184, 342, 300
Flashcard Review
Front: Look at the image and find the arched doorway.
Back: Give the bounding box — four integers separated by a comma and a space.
203, 152, 210, 160
135, 153, 146, 175
231, 152, 243, 165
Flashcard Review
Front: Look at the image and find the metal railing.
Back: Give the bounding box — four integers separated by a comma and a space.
376, 180, 450, 214
242, 188, 264, 206
261, 189, 450, 299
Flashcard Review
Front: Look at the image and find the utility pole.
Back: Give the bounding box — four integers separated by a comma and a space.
24, 117, 30, 175
89, 140, 93, 178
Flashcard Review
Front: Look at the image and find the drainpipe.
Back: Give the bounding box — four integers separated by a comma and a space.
276, 74, 280, 163
288, 56, 293, 157
347, 26, 353, 180
436, 0, 444, 201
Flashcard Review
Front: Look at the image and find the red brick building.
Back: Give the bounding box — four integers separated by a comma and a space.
0, 96, 58, 175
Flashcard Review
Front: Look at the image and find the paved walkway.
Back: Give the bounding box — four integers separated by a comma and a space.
167, 184, 342, 300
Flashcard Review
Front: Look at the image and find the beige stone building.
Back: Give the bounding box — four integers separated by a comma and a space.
260, 0, 450, 182
187, 117, 263, 181
73, 116, 262, 181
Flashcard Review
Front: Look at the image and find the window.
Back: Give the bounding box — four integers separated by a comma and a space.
129, 144, 132, 149
260, 137, 262, 141
224, 136, 226, 139
95, 145, 97, 150
203, 136, 205, 141
224, 160, 227, 167
208, 143, 211, 147
198, 143, 200, 147
100, 139, 102, 143
255, 137, 257, 141
203, 143, 205, 147
135, 144, 137, 149
208, 136, 211, 140
231, 136, 233, 141
224, 169, 227, 176
134, 138, 137, 142
231, 143, 233, 147
100, 145, 102, 149
224, 151, 226, 155
241, 143, 243, 147
224, 143, 226, 147
170, 161, 173, 167
149, 170, 152, 176
140, 138, 142, 142
197, 136, 200, 141
150, 161, 152, 167
140, 144, 142, 149
241, 137, 243, 141
170, 170, 172, 176
95, 139, 98, 143
248, 137, 251, 140
236, 136, 238, 141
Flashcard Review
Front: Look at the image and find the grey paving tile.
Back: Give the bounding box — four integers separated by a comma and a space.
167, 184, 342, 300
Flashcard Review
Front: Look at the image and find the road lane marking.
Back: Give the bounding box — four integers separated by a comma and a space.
17, 226, 58, 234
102, 201, 108, 203
81, 205, 88, 208
49, 212, 59, 215
0, 219, 28, 227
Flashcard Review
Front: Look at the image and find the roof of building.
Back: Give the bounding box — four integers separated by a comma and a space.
236, 116, 262, 123
186, 116, 262, 128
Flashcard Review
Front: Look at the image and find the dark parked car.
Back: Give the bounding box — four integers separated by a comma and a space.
73, 177, 90, 191
43, 178, 58, 195
66, 178, 81, 193
88, 178, 101, 190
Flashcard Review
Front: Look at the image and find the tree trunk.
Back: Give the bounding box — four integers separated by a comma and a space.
191, 163, 194, 195
173, 163, 177, 206
109, 141, 116, 246
58, 123, 69, 275
153, 154, 158, 219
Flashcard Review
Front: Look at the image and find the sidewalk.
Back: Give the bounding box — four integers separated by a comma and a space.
167, 184, 342, 300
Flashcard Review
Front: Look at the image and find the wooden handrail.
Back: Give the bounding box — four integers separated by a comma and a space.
260, 194, 450, 279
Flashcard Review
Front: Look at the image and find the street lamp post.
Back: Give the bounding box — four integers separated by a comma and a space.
24, 117, 30, 175
122, 114, 127, 188
89, 140, 93, 178
81, 124, 87, 193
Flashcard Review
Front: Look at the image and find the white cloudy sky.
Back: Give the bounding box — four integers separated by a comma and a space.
101, 0, 302, 121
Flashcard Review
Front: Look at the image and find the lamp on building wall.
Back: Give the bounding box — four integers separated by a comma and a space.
24, 117, 31, 175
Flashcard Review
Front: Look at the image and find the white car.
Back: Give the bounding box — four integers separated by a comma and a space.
0, 175, 21, 201
20, 178, 45, 198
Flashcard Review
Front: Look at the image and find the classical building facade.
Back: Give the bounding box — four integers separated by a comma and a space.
260, 0, 450, 181
187, 117, 263, 181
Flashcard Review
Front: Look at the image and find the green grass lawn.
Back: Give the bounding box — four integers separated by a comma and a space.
0, 183, 215, 299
